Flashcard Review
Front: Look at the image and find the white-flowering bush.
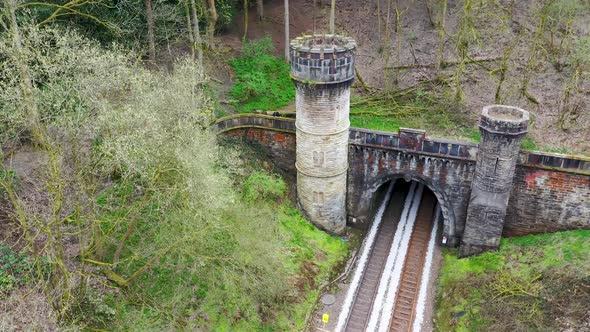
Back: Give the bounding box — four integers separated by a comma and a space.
1, 25, 290, 328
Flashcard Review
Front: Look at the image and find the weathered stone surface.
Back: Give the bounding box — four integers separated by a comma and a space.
506, 167, 590, 236
215, 112, 590, 252
222, 126, 296, 176
347, 145, 474, 247
291, 35, 356, 235
460, 105, 529, 257
290, 35, 356, 84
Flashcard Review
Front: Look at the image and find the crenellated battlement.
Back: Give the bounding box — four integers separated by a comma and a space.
290, 34, 356, 85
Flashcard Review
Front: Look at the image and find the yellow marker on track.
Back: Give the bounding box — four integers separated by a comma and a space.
322, 313, 329, 324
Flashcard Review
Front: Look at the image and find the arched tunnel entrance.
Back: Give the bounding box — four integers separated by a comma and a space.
338, 177, 444, 332
362, 173, 456, 247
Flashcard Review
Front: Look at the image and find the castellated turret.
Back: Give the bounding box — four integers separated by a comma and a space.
460, 105, 529, 256
290, 35, 356, 234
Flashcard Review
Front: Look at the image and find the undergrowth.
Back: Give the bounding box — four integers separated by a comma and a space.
93, 158, 348, 331
230, 38, 295, 113
0, 244, 35, 298
435, 229, 590, 331
349, 88, 479, 142
0, 26, 347, 331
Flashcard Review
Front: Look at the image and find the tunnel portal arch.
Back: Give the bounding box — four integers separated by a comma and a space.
363, 172, 457, 245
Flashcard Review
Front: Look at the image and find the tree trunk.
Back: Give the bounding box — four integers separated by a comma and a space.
284, 0, 289, 60
183, 0, 195, 60
256, 0, 263, 21
191, 0, 203, 70
5, 0, 40, 133
329, 0, 336, 34
377, 0, 381, 37
145, 0, 156, 64
383, 0, 392, 88
243, 0, 248, 40
207, 0, 217, 38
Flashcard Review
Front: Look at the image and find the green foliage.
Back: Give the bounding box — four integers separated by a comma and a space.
242, 171, 287, 203
0, 244, 35, 297
545, 0, 588, 23
0, 25, 131, 141
571, 36, 590, 68
435, 230, 590, 331
520, 136, 538, 150
0, 168, 18, 197
70, 289, 117, 328
230, 38, 295, 112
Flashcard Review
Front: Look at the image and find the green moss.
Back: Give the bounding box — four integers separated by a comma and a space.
242, 171, 287, 203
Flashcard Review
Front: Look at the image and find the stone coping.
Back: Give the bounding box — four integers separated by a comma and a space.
290, 34, 356, 53
349, 127, 478, 161
519, 150, 590, 173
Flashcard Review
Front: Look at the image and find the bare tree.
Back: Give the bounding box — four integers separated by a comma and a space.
243, 0, 248, 40
257, 0, 263, 21
183, 0, 195, 60
207, 0, 217, 38
284, 0, 289, 60
4, 0, 39, 133
191, 0, 203, 70
145, 0, 156, 64
329, 0, 336, 34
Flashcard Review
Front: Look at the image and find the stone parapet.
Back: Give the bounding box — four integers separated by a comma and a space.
214, 114, 590, 175
290, 34, 356, 84
480, 104, 529, 136
349, 128, 479, 161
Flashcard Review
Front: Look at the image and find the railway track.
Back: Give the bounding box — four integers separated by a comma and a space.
389, 191, 435, 332
343, 187, 407, 332
337, 181, 438, 332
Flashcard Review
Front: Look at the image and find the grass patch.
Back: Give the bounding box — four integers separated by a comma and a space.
348, 89, 549, 151
349, 89, 478, 142
520, 136, 538, 150
230, 38, 295, 113
435, 230, 590, 331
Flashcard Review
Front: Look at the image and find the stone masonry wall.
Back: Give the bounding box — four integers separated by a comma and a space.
216, 115, 590, 243
347, 144, 475, 247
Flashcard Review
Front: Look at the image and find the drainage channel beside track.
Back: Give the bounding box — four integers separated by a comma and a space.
335, 181, 439, 332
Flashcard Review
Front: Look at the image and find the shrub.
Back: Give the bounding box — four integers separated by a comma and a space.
0, 244, 35, 298
242, 171, 287, 203
230, 38, 295, 112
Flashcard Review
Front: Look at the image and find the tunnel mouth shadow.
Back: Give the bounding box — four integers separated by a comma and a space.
362, 176, 451, 247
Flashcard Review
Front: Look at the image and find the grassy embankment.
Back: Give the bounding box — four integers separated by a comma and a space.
435, 230, 590, 331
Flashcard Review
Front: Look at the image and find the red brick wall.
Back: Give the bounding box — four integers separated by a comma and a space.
505, 167, 590, 236
224, 128, 297, 176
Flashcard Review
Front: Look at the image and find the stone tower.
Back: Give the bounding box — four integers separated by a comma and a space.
290, 35, 356, 234
460, 105, 529, 256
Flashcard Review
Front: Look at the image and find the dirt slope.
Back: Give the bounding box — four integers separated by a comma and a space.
221, 0, 590, 154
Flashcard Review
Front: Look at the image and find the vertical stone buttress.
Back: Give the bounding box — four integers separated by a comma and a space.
460, 105, 529, 256
290, 35, 356, 234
